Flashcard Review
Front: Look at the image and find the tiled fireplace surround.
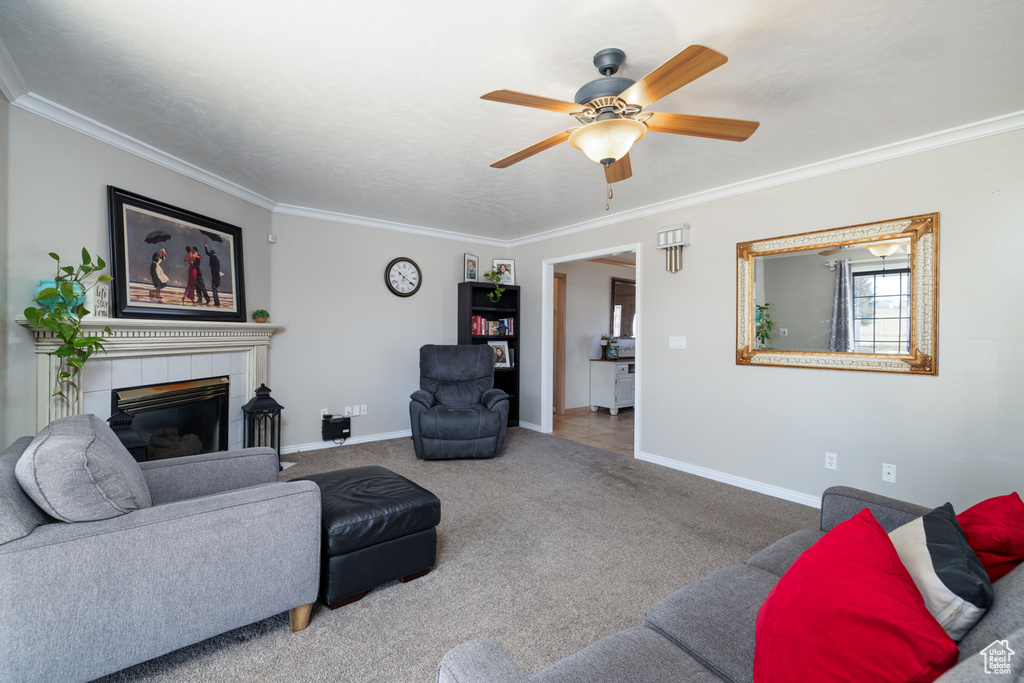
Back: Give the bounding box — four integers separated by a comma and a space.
18, 317, 283, 452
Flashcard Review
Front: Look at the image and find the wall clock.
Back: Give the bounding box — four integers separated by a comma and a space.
385, 257, 422, 297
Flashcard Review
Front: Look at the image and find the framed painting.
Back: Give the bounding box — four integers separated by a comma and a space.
107, 187, 246, 322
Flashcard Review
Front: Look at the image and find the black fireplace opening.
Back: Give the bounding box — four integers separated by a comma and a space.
111, 377, 230, 461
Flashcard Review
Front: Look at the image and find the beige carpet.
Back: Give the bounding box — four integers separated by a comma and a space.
95, 428, 818, 682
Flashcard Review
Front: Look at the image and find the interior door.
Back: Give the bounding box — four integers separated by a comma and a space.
553, 273, 566, 415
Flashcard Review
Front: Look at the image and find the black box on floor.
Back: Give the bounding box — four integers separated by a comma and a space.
322, 415, 351, 441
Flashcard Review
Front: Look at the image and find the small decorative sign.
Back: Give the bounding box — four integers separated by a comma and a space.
92, 282, 110, 318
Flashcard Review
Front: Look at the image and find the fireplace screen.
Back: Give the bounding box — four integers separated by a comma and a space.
111, 377, 229, 461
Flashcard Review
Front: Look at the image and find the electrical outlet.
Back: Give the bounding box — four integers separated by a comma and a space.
882, 463, 897, 483
360, 404, 367, 416
320, 408, 329, 418
343, 406, 352, 417
779, 328, 789, 337
825, 452, 837, 470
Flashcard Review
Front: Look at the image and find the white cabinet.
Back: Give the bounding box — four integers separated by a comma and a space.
590, 360, 635, 416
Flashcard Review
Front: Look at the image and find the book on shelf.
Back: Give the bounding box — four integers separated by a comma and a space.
471, 315, 515, 337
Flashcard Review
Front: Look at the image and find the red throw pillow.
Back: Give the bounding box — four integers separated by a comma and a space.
754, 509, 959, 683
957, 492, 1024, 582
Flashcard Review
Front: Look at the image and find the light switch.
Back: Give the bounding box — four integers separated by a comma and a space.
669, 336, 686, 350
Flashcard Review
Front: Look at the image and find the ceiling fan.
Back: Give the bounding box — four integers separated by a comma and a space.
481, 45, 760, 184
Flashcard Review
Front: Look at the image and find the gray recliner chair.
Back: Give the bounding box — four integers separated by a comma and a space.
410, 344, 509, 459
0, 414, 321, 683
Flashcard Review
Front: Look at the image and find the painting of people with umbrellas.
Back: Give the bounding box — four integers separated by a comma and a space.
107, 187, 246, 322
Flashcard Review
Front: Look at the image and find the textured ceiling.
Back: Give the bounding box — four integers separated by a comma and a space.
1, 0, 1023, 242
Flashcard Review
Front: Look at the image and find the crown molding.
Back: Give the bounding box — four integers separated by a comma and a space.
272, 203, 508, 247
507, 110, 1024, 247
0, 38, 29, 103
10, 92, 277, 210
7, 81, 1022, 247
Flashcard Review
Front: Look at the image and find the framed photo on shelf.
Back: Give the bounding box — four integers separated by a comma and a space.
492, 259, 515, 285
464, 253, 479, 282
107, 186, 246, 322
487, 340, 511, 368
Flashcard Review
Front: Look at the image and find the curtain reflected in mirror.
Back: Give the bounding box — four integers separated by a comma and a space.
738, 213, 938, 375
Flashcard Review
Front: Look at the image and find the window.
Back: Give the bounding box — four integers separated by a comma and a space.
852, 269, 911, 353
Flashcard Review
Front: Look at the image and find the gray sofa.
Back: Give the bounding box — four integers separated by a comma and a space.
0, 416, 322, 683
438, 486, 1024, 683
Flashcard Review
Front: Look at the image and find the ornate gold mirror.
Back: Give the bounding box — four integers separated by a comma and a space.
737, 213, 938, 375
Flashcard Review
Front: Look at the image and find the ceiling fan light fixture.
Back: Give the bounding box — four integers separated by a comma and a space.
865, 242, 904, 258
569, 118, 646, 166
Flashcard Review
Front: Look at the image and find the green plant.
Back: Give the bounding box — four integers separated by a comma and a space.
252, 309, 270, 320
483, 269, 505, 303
755, 303, 774, 350
23, 249, 113, 400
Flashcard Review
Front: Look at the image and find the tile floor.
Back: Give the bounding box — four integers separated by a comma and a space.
551, 406, 634, 457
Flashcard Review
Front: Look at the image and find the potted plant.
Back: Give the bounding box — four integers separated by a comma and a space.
252, 309, 270, 323
23, 248, 113, 400
755, 303, 774, 350
482, 270, 505, 303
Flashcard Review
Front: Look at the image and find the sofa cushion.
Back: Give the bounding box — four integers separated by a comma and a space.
531, 626, 725, 683
956, 563, 1024, 661
644, 564, 779, 683
15, 414, 152, 522
754, 509, 959, 683
937, 624, 1024, 681
744, 528, 823, 577
889, 503, 993, 641
1, 437, 48, 545
956, 492, 1024, 583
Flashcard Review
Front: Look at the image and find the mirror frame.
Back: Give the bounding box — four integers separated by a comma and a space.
736, 212, 938, 375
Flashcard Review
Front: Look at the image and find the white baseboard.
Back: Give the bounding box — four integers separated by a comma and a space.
518, 421, 542, 432
281, 429, 412, 455
635, 451, 821, 509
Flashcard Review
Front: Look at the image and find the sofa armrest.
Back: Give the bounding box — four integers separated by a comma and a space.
139, 447, 279, 504
411, 390, 435, 410
437, 639, 530, 683
820, 486, 932, 533
0, 480, 320, 682
481, 388, 509, 411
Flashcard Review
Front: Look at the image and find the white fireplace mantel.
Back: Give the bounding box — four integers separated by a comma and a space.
17, 316, 283, 433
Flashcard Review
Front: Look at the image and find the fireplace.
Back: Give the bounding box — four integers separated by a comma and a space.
112, 377, 229, 461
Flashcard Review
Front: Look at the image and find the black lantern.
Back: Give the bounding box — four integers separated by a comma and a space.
242, 384, 283, 466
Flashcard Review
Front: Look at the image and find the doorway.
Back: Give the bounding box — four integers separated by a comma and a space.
541, 243, 641, 457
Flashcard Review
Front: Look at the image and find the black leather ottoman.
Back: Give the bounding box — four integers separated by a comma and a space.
294, 466, 441, 609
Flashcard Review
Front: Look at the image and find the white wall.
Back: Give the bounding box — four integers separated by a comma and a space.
2, 109, 274, 443
266, 211, 501, 449
512, 128, 1024, 512
555, 260, 636, 409
4, 104, 1022, 515
0, 100, 10, 441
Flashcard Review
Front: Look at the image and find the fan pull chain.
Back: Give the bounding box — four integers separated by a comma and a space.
605, 184, 613, 211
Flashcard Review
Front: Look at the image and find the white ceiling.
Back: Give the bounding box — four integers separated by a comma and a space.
1, 0, 1022, 243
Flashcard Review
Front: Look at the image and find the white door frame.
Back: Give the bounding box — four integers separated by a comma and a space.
539, 242, 642, 455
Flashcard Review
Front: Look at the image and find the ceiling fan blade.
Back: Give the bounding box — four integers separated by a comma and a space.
644, 111, 760, 141
490, 131, 572, 168
618, 45, 728, 108
604, 153, 633, 183
481, 90, 580, 114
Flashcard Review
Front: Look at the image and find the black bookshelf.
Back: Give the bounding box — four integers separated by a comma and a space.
457, 282, 520, 427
